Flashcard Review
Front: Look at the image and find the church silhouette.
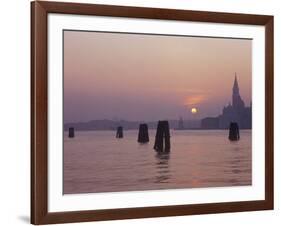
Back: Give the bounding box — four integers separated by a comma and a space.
201, 74, 252, 129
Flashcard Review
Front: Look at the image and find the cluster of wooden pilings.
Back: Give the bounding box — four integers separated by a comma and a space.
138, 124, 149, 143
153, 121, 171, 152
68, 127, 75, 138
114, 121, 170, 152
68, 121, 240, 144
229, 122, 240, 141
116, 126, 123, 138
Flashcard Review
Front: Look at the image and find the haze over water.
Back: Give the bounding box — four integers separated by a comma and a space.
64, 130, 251, 194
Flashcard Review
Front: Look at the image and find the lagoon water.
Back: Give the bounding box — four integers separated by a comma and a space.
63, 130, 251, 194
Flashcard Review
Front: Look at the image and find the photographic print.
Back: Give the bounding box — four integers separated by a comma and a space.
63, 30, 252, 194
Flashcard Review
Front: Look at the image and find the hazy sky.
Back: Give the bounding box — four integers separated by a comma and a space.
64, 30, 252, 123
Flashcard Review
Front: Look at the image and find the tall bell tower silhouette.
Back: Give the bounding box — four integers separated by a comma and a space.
232, 73, 245, 109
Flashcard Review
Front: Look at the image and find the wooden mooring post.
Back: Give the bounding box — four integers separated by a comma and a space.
154, 121, 171, 152
68, 127, 75, 138
138, 124, 149, 143
229, 122, 240, 141
116, 126, 123, 138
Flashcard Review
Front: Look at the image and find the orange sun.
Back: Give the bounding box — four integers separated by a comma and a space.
191, 108, 198, 114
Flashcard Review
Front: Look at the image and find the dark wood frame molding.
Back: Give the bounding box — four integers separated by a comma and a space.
31, 1, 274, 224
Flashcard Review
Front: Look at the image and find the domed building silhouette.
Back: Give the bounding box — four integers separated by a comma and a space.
201, 74, 252, 129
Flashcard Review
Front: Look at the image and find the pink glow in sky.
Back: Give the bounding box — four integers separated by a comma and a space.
64, 30, 252, 123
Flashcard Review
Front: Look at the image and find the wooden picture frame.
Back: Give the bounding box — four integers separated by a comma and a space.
31, 1, 274, 224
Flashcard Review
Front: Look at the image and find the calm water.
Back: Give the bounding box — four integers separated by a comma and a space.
63, 130, 252, 194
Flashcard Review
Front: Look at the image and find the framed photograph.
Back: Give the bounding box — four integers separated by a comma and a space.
31, 1, 274, 224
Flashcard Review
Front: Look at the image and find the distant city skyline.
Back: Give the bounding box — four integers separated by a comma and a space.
64, 30, 252, 123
